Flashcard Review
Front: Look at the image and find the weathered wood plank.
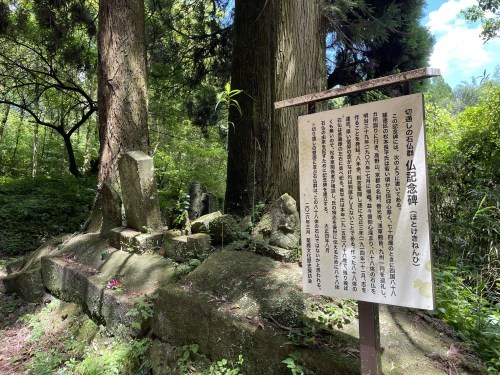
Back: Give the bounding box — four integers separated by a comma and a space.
274, 67, 441, 109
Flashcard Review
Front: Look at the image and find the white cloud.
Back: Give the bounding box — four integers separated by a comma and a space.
426, 0, 475, 33
425, 0, 500, 86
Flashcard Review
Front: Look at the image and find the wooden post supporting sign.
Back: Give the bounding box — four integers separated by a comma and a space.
358, 301, 382, 374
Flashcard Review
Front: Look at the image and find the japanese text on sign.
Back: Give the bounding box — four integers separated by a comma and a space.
298, 94, 434, 310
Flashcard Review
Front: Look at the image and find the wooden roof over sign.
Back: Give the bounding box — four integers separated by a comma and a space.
274, 67, 441, 110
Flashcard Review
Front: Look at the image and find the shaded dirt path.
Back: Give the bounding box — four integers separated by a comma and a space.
0, 266, 40, 374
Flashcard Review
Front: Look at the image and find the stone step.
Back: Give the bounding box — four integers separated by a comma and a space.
38, 233, 176, 334
163, 233, 212, 262
109, 226, 165, 253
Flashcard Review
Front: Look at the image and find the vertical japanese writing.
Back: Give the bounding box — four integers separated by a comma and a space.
380, 112, 390, 298
363, 113, 372, 295
392, 114, 402, 209
338, 116, 348, 291
372, 112, 382, 296
346, 116, 357, 292
405, 108, 420, 267
388, 113, 397, 297
354, 115, 363, 294
330, 118, 340, 289
321, 121, 329, 214
298, 93, 432, 310
304, 203, 312, 284
312, 124, 321, 289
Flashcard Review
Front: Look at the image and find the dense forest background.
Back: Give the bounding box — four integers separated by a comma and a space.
0, 0, 498, 373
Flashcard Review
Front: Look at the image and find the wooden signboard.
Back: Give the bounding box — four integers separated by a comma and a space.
298, 93, 435, 310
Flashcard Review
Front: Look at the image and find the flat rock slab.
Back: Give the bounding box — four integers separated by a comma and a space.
3, 234, 72, 301
152, 250, 472, 375
109, 227, 165, 253
40, 233, 175, 333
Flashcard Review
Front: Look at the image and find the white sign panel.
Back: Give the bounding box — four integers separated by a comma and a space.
298, 94, 434, 309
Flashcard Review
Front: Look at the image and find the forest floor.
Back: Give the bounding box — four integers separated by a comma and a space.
0, 258, 40, 374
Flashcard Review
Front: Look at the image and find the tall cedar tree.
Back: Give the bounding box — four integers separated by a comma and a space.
225, 0, 326, 216
95, 0, 149, 229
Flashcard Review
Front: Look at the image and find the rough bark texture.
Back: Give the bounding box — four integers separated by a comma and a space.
97, 0, 149, 190
269, 0, 326, 202
225, 0, 274, 216
225, 0, 325, 216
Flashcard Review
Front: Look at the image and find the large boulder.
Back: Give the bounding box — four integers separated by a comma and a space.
209, 214, 239, 245
191, 211, 222, 234
151, 250, 472, 374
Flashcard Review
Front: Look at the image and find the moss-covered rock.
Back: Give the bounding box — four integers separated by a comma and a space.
208, 214, 238, 245
3, 233, 72, 301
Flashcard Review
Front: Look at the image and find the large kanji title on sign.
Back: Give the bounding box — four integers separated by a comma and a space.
298, 93, 434, 309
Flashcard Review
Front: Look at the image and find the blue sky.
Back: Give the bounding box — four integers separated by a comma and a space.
422, 0, 500, 88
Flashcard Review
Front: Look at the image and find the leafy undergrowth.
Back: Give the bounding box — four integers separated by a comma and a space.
0, 176, 96, 256
431, 267, 500, 373
0, 276, 244, 375
0, 291, 152, 375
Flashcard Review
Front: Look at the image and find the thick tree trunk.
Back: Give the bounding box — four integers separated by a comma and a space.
62, 133, 80, 177
225, 0, 326, 215
87, 0, 149, 232
268, 1, 326, 202
97, 0, 149, 190
225, 0, 274, 216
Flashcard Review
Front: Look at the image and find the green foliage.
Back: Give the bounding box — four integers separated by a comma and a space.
207, 354, 244, 375
65, 338, 152, 375
282, 351, 314, 375
432, 267, 500, 372
462, 0, 500, 41
309, 300, 356, 331
18, 298, 153, 375
31, 348, 65, 375
216, 82, 243, 117
155, 124, 226, 216
126, 293, 158, 331
326, 0, 433, 92
426, 82, 499, 269
0, 1, 98, 177
0, 176, 96, 255
426, 78, 499, 372
175, 343, 244, 375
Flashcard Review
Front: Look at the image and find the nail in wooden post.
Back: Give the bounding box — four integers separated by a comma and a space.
358, 301, 382, 375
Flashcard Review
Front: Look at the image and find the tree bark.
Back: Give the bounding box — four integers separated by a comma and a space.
97, 0, 149, 190
225, 0, 274, 216
268, 0, 326, 202
32, 123, 39, 177
90, 0, 150, 232
225, 0, 326, 216
0, 105, 9, 144
62, 132, 80, 177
